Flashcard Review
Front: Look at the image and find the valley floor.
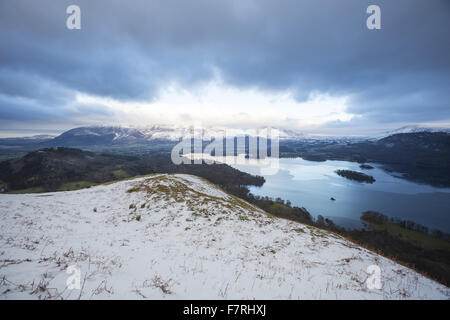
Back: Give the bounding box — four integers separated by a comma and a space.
0, 174, 448, 299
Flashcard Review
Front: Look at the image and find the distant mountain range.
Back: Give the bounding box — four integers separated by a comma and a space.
2, 125, 450, 148
376, 125, 450, 138
0, 125, 449, 167
48, 126, 310, 145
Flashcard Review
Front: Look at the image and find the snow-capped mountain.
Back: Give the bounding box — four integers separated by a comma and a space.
376, 125, 450, 139
21, 134, 57, 140
47, 126, 300, 146
0, 174, 448, 299
47, 125, 364, 146
50, 126, 147, 145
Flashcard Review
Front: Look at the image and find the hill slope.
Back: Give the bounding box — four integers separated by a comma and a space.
0, 174, 448, 299
0, 147, 264, 192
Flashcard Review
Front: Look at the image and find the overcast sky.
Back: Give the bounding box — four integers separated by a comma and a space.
1, 0, 449, 136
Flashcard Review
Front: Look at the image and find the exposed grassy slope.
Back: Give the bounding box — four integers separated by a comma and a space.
112, 169, 130, 179
57, 181, 98, 192
6, 186, 46, 194
363, 219, 450, 251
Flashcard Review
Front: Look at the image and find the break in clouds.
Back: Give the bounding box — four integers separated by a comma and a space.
0, 0, 450, 134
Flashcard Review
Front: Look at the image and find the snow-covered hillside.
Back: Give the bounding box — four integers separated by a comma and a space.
0, 174, 448, 299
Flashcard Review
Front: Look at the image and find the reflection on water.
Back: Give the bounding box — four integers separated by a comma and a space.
228, 157, 450, 232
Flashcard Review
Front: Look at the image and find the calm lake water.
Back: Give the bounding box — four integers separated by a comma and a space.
228, 157, 450, 232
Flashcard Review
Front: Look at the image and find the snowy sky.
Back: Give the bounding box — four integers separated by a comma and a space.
1, 0, 450, 136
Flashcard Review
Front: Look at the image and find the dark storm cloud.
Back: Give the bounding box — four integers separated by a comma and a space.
0, 0, 449, 129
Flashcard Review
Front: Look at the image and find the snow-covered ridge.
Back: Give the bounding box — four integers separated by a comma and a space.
376, 125, 450, 139
0, 174, 448, 299
57, 125, 306, 142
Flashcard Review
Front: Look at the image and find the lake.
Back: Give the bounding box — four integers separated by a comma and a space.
226, 157, 450, 232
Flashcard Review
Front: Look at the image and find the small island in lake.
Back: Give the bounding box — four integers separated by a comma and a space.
335, 169, 376, 183
359, 164, 374, 170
